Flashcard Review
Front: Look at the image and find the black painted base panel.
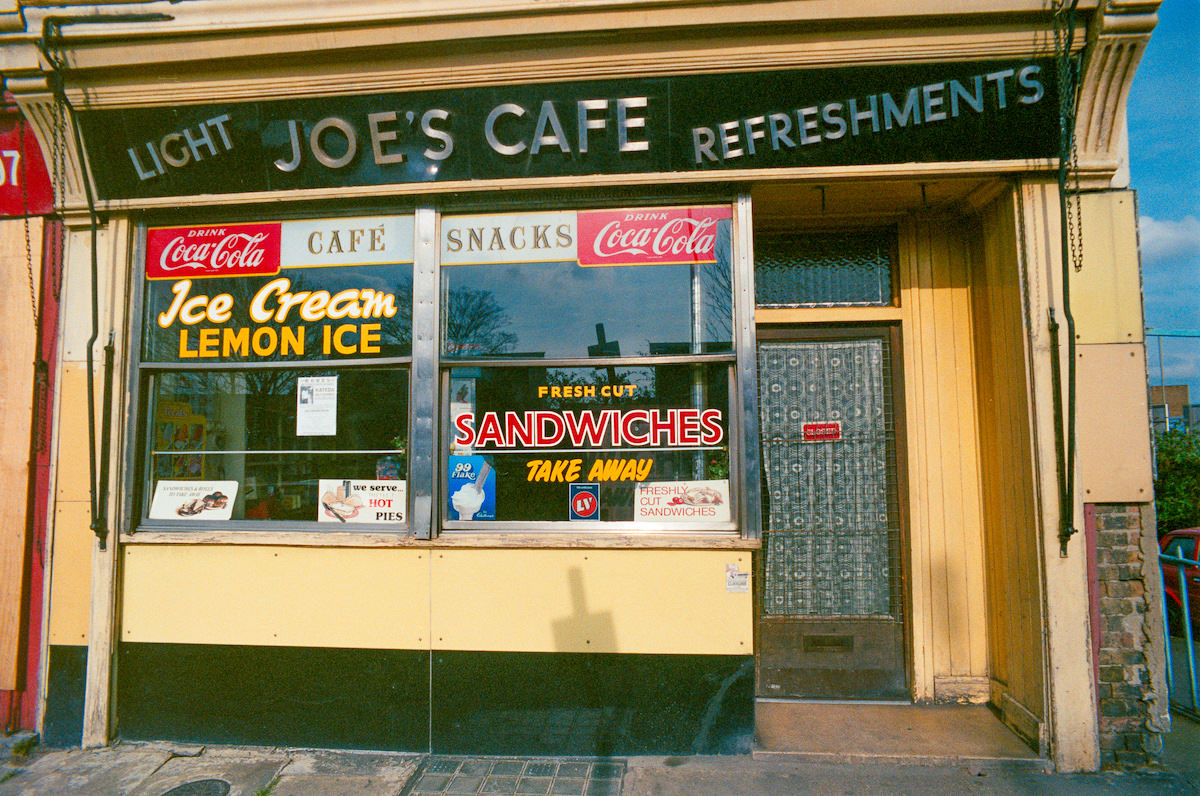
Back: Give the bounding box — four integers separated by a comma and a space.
43, 645, 87, 747
117, 643, 754, 755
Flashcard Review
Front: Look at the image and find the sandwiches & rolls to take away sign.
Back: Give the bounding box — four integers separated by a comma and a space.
79, 60, 1058, 201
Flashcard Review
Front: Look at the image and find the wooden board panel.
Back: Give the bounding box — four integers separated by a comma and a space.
47, 501, 92, 646
1069, 191, 1143, 345
1076, 343, 1154, 503
0, 217, 41, 690
430, 549, 752, 654
899, 215, 990, 696
968, 188, 1045, 725
121, 545, 432, 649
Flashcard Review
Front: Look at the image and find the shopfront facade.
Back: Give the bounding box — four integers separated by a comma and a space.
0, 0, 1169, 771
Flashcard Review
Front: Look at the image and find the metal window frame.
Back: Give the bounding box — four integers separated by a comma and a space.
121, 193, 765, 542
124, 215, 420, 537
430, 196, 759, 539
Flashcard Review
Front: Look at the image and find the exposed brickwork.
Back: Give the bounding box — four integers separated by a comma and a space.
1092, 503, 1163, 770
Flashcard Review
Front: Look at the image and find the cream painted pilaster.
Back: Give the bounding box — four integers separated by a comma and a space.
1015, 178, 1099, 772
64, 215, 131, 749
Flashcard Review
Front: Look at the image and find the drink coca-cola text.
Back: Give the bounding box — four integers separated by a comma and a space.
146, 223, 281, 279
577, 206, 730, 266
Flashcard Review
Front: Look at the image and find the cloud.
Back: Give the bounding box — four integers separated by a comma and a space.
1139, 215, 1200, 264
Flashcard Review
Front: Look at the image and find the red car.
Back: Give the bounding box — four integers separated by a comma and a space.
1161, 528, 1200, 634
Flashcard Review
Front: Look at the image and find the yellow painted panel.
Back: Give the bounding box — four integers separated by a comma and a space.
900, 216, 990, 690
969, 190, 1045, 720
1076, 343, 1154, 503
121, 545, 430, 649
0, 217, 41, 687
54, 364, 94, 504
430, 549, 752, 655
1069, 191, 1143, 345
47, 501, 93, 645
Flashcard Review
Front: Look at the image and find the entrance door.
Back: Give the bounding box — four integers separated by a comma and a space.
756, 327, 907, 699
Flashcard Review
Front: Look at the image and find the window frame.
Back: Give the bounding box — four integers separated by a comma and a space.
125, 212, 419, 535
121, 194, 763, 542
433, 201, 747, 534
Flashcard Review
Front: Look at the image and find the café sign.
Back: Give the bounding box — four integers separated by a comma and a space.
79, 60, 1057, 200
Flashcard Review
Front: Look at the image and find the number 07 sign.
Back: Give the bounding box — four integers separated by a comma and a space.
0, 117, 53, 217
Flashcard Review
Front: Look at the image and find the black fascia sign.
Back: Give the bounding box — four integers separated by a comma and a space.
78, 59, 1058, 201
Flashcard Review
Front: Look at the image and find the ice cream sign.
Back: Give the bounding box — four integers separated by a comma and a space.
447, 456, 495, 521
441, 206, 730, 267
145, 215, 413, 361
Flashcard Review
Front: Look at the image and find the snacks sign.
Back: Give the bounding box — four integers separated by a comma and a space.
439, 205, 730, 267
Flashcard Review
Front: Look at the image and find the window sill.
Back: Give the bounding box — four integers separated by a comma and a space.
120, 529, 760, 550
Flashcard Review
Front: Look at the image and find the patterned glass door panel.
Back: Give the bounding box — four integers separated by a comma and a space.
756, 336, 906, 699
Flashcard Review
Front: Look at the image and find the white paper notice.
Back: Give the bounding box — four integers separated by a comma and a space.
725, 563, 750, 593
149, 480, 239, 521
317, 479, 407, 524
296, 375, 337, 436
634, 479, 731, 522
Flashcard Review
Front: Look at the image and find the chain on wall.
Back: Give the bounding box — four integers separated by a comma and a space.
1053, 0, 1085, 273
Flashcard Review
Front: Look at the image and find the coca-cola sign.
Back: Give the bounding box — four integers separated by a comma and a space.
577, 206, 730, 266
146, 222, 282, 279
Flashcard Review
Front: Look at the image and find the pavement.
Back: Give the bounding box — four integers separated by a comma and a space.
0, 718, 1195, 796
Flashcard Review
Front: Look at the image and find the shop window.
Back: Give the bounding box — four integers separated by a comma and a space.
135, 216, 414, 529
754, 229, 895, 307
439, 206, 738, 529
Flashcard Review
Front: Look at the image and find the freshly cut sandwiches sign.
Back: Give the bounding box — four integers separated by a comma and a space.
80, 59, 1057, 200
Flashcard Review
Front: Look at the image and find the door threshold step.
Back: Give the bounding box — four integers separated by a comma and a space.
752, 749, 1048, 769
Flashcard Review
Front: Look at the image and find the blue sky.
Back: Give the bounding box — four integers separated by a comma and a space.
1127, 0, 1200, 397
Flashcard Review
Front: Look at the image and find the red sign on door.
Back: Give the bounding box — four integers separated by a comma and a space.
0, 118, 53, 217
802, 421, 843, 442
146, 222, 282, 279
576, 205, 730, 266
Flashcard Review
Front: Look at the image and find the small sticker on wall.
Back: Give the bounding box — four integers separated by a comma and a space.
149, 480, 239, 520
726, 563, 749, 593
296, 375, 337, 436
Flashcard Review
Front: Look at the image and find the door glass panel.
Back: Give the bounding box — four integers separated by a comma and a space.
758, 339, 896, 617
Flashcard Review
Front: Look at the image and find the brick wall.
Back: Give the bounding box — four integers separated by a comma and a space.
1092, 503, 1165, 769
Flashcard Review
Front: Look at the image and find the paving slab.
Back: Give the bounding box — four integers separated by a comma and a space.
278, 749, 419, 778
269, 749, 419, 795
270, 774, 409, 795
127, 746, 289, 796
623, 755, 1195, 795
0, 746, 174, 796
